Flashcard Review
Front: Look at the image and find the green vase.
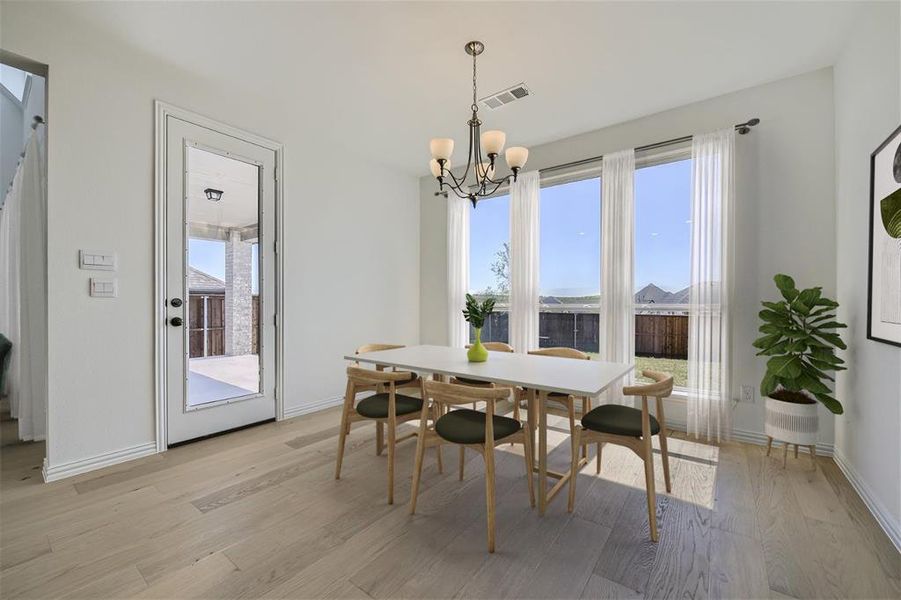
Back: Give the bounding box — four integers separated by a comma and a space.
467, 328, 489, 362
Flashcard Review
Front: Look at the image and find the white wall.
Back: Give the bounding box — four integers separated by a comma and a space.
1, 4, 420, 470
833, 2, 901, 545
421, 69, 838, 443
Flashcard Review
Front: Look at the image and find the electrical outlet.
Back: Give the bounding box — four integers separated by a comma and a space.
741, 385, 755, 403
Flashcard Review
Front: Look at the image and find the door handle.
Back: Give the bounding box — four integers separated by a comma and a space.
170, 316, 184, 327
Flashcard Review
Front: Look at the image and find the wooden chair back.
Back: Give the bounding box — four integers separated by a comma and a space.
528, 347, 590, 360
424, 380, 510, 408
346, 365, 414, 387
622, 370, 674, 399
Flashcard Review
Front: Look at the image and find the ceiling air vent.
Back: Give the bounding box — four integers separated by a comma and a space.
479, 83, 532, 110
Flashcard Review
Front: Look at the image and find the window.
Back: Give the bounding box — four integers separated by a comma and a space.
468, 194, 510, 343
538, 177, 602, 351
634, 157, 692, 387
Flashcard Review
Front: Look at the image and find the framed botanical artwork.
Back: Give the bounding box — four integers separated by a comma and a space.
868, 124, 901, 347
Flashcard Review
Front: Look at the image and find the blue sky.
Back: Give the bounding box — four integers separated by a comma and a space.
469, 158, 691, 296
189, 239, 260, 294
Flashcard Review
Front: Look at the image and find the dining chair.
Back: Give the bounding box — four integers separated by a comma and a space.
451, 342, 519, 477
410, 379, 535, 553
336, 365, 440, 505
567, 370, 673, 542
526, 347, 593, 459
355, 343, 420, 455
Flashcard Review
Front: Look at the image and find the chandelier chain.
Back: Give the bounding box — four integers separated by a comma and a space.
471, 50, 478, 114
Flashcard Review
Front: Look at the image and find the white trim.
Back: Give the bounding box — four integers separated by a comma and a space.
833, 449, 901, 552
42, 442, 156, 482
282, 396, 344, 420
664, 417, 834, 457
154, 100, 286, 453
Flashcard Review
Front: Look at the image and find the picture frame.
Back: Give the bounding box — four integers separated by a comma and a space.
867, 123, 901, 347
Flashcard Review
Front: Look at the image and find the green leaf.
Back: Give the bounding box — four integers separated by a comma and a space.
760, 372, 778, 397
774, 274, 796, 293
759, 309, 789, 324
813, 297, 839, 308
787, 339, 807, 353
811, 331, 847, 350
761, 301, 788, 313
753, 333, 782, 349
797, 371, 831, 394
811, 321, 847, 329
793, 301, 811, 316
767, 355, 802, 379
797, 287, 822, 308
756, 341, 789, 356
813, 393, 843, 415
758, 323, 782, 335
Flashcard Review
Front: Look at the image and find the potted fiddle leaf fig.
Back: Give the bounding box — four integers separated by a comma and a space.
463, 293, 495, 362
753, 274, 847, 451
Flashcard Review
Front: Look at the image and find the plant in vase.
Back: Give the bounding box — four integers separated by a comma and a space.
463, 293, 495, 362
753, 274, 847, 464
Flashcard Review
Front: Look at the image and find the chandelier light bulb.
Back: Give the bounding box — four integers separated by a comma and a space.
505, 146, 529, 169
480, 130, 506, 156
429, 138, 454, 161
430, 158, 451, 178
478, 162, 496, 180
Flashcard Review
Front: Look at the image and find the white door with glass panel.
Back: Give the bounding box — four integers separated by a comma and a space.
164, 116, 277, 445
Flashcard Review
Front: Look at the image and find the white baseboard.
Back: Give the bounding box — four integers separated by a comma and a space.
665, 418, 835, 456
282, 395, 344, 420
832, 449, 901, 552
42, 441, 158, 483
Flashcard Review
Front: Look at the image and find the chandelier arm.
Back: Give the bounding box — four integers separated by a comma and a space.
443, 165, 467, 188
445, 183, 473, 200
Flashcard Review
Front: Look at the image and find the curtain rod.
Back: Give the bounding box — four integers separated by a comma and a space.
433, 117, 760, 197
539, 117, 759, 175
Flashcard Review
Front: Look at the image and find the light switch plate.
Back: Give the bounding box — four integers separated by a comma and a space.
89, 278, 117, 298
740, 385, 755, 403
80, 250, 116, 271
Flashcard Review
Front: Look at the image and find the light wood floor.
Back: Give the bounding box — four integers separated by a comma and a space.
0, 403, 898, 599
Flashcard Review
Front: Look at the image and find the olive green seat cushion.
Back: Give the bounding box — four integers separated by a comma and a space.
355, 393, 423, 419
453, 376, 493, 386
581, 405, 660, 437
435, 409, 521, 445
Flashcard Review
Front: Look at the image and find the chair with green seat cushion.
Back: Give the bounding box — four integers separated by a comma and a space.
410, 380, 534, 553
568, 370, 673, 543
335, 365, 438, 506
435, 408, 521, 445
581, 404, 661, 437
356, 393, 423, 419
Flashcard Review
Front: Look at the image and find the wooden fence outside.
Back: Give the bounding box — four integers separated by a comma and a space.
188, 294, 259, 358
476, 309, 688, 359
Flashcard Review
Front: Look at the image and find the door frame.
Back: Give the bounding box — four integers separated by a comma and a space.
153, 100, 285, 452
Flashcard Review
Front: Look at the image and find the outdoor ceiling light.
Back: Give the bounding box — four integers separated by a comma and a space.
204, 188, 224, 202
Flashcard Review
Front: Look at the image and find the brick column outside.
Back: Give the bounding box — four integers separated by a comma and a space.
225, 229, 253, 356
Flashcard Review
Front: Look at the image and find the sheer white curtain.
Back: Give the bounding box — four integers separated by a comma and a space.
687, 128, 734, 442
599, 149, 635, 405
446, 194, 470, 347
509, 170, 540, 353
0, 129, 48, 441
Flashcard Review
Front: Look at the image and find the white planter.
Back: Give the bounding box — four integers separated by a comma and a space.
765, 395, 819, 446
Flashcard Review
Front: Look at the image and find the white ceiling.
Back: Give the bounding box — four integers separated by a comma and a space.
187, 147, 259, 229
53, 1, 865, 176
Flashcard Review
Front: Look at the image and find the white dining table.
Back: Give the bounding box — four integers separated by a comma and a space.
346, 344, 634, 514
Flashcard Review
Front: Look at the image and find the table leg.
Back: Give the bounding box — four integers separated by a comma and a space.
538, 390, 548, 515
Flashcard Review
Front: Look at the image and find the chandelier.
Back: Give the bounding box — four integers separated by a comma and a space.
429, 41, 529, 208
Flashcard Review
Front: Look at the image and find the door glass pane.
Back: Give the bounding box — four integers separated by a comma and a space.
185, 147, 261, 407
